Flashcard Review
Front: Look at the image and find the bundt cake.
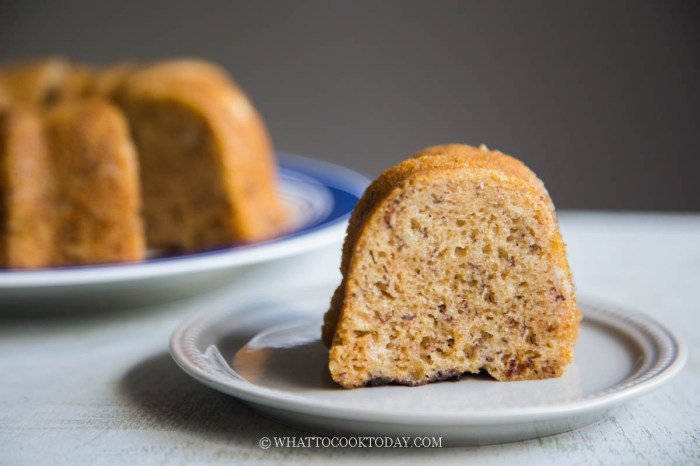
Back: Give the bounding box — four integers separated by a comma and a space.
323, 144, 580, 388
0, 57, 287, 268
115, 60, 287, 251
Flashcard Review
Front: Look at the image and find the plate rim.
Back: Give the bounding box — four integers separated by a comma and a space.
0, 153, 369, 288
169, 292, 688, 426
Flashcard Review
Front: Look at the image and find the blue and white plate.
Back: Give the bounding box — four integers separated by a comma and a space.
0, 154, 369, 311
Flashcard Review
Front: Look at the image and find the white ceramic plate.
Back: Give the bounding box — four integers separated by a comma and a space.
0, 154, 368, 311
170, 286, 687, 446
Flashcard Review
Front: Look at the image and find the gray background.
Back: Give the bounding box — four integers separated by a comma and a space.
1, 0, 698, 210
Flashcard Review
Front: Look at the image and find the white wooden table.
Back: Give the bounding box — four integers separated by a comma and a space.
2, 212, 698, 465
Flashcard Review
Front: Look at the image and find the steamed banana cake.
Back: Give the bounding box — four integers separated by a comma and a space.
323, 144, 580, 388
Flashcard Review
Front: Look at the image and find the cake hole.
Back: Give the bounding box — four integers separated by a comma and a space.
454, 246, 467, 257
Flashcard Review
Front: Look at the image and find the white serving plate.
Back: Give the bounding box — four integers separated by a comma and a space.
170, 286, 687, 446
0, 154, 369, 312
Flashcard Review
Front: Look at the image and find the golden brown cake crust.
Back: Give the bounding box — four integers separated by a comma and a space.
0, 58, 140, 109
411, 144, 553, 206
116, 59, 288, 250
0, 82, 11, 110
339, 145, 555, 275
0, 107, 54, 268
323, 144, 580, 388
0, 57, 71, 108
85, 63, 137, 99
43, 98, 145, 265
1, 99, 145, 268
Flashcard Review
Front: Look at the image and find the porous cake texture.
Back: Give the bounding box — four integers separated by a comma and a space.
323, 144, 580, 388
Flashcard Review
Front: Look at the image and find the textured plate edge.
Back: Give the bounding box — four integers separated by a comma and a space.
169, 295, 688, 426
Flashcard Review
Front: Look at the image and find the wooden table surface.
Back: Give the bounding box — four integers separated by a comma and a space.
2, 212, 698, 465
